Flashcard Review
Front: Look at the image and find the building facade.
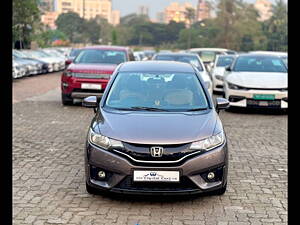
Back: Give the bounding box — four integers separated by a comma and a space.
164, 2, 195, 25
196, 0, 211, 21
41, 11, 59, 29
54, 0, 119, 25
39, 0, 55, 12
138, 5, 149, 17
254, 0, 273, 21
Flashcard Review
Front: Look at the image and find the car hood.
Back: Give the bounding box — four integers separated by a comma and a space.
226, 72, 287, 88
94, 110, 217, 145
213, 67, 225, 76
69, 63, 117, 73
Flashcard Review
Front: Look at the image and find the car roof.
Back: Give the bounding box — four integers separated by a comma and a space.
190, 48, 230, 52
154, 52, 199, 57
118, 61, 195, 73
249, 51, 287, 56
237, 53, 282, 58
84, 45, 129, 51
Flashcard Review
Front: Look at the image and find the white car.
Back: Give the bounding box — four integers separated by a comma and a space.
250, 51, 287, 68
223, 54, 288, 109
189, 48, 237, 73
211, 55, 236, 92
152, 53, 213, 96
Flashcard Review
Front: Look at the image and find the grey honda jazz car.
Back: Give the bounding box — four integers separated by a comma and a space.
83, 61, 229, 195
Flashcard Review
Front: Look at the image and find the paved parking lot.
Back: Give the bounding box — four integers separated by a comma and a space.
13, 73, 287, 225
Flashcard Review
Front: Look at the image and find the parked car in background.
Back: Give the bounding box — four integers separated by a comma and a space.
13, 56, 37, 76
21, 50, 64, 72
223, 54, 287, 109
189, 48, 237, 73
143, 50, 156, 60
83, 61, 229, 196
67, 48, 84, 61
133, 51, 147, 61
152, 53, 213, 96
42, 48, 67, 61
250, 51, 287, 68
61, 45, 135, 105
211, 55, 237, 93
13, 60, 27, 79
13, 50, 49, 74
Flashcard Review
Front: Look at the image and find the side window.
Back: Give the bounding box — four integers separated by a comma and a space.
128, 50, 135, 61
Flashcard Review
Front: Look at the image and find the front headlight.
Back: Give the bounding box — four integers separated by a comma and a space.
190, 131, 225, 151
89, 129, 124, 150
215, 75, 223, 81
227, 82, 248, 90
64, 70, 73, 77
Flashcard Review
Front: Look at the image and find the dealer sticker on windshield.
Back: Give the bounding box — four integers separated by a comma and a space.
133, 170, 180, 182
253, 94, 275, 100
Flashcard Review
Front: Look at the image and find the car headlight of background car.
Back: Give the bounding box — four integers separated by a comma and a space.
227, 82, 249, 90
215, 75, 224, 81
190, 131, 225, 151
89, 129, 124, 150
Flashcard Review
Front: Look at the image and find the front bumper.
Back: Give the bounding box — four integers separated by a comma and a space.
85, 141, 228, 195
212, 76, 224, 92
224, 87, 288, 109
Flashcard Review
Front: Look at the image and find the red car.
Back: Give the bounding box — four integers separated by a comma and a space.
61, 45, 135, 105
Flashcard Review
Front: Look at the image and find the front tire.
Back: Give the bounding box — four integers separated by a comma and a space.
61, 93, 73, 106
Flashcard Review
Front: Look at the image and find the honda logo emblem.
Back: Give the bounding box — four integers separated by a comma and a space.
150, 146, 164, 157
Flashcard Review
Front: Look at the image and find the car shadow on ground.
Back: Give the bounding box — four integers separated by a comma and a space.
93, 191, 217, 203
225, 107, 287, 115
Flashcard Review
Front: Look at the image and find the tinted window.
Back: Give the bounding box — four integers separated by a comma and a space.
233, 56, 287, 72
216, 56, 235, 67
105, 72, 208, 111
154, 55, 203, 71
74, 49, 126, 65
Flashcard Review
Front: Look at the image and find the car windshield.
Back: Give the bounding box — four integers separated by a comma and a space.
233, 55, 287, 72
105, 72, 209, 111
74, 49, 126, 65
24, 51, 49, 58
154, 55, 203, 71
199, 51, 218, 62
13, 50, 27, 58
216, 56, 235, 67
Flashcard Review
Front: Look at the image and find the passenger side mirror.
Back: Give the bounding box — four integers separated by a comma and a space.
215, 98, 230, 113
82, 96, 98, 112
65, 59, 73, 65
225, 65, 231, 72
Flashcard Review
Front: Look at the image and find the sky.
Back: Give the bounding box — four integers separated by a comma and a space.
112, 0, 283, 20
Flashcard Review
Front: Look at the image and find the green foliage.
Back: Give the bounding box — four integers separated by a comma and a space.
13, 0, 40, 48
33, 29, 68, 48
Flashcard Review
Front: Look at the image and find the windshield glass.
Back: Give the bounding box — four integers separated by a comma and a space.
199, 51, 217, 62
233, 55, 287, 72
105, 72, 209, 111
154, 55, 203, 71
216, 56, 235, 67
74, 49, 126, 64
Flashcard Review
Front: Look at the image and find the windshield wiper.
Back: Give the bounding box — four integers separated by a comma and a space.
129, 106, 169, 111
186, 107, 208, 111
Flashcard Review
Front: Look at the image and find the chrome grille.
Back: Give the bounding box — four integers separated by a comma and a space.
73, 73, 111, 79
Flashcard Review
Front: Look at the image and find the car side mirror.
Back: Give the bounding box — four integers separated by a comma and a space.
65, 59, 73, 65
216, 97, 229, 113
82, 96, 98, 112
225, 65, 231, 72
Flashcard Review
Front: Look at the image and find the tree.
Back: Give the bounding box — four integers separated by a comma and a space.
13, 0, 40, 48
263, 0, 287, 51
55, 12, 84, 43
82, 19, 101, 44
33, 29, 68, 48
184, 7, 196, 49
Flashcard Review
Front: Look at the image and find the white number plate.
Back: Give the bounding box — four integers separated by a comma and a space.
133, 170, 180, 182
259, 101, 269, 106
81, 83, 102, 90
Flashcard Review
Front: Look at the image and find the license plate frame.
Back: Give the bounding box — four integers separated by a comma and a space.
253, 94, 275, 100
81, 83, 102, 90
133, 170, 180, 183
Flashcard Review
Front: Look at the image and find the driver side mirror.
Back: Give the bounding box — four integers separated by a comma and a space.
215, 98, 230, 113
225, 65, 231, 72
82, 96, 98, 112
65, 59, 73, 66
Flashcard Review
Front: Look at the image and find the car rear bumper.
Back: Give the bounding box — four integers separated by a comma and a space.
85, 141, 228, 195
